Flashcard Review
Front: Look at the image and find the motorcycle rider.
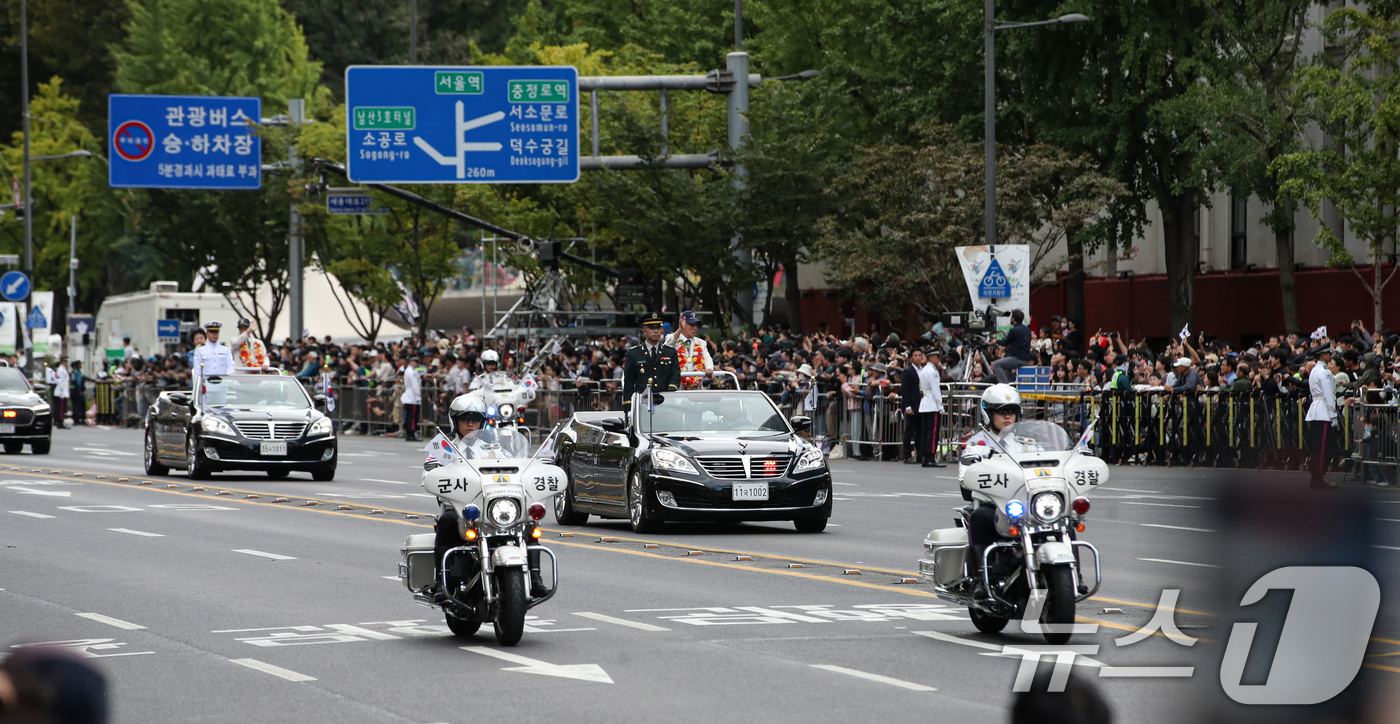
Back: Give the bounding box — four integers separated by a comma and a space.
962, 384, 1024, 595
426, 394, 551, 600
469, 349, 512, 391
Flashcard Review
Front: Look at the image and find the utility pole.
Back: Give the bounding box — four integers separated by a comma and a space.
984, 0, 996, 249
68, 214, 77, 323
729, 1, 752, 331
288, 99, 305, 342
410, 0, 418, 64
20, 0, 34, 379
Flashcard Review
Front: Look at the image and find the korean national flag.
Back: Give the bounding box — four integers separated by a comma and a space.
1179, 324, 1190, 341
803, 383, 818, 412
423, 431, 465, 464
1311, 325, 1328, 341
639, 385, 655, 414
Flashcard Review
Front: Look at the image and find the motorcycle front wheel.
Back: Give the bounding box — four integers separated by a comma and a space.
1040, 565, 1077, 644
493, 568, 528, 646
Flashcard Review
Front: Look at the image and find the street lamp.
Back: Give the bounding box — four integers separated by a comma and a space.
984, 7, 1088, 248
30, 150, 93, 162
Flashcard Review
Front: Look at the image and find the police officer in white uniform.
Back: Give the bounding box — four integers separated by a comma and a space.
1305, 346, 1339, 489
469, 349, 512, 390
192, 321, 236, 405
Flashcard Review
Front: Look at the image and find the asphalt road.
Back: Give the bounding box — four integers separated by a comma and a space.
3, 425, 1399, 723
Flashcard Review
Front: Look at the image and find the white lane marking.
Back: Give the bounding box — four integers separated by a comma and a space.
13, 487, 70, 497
1138, 557, 1221, 568
9, 510, 55, 518
73, 447, 138, 456
406, 493, 438, 498
832, 482, 859, 486
324, 624, 400, 640
382, 576, 400, 581
1375, 518, 1400, 523
316, 493, 407, 499
572, 612, 671, 631
462, 646, 613, 684
828, 523, 843, 527
1121, 501, 1200, 509
810, 664, 936, 692
232, 549, 296, 561
1139, 523, 1215, 533
1373, 545, 1400, 551
229, 658, 316, 682
358, 478, 409, 485
109, 528, 164, 537
1097, 487, 1160, 493
913, 631, 1107, 667
76, 613, 146, 630
57, 505, 142, 513
1099, 667, 1195, 677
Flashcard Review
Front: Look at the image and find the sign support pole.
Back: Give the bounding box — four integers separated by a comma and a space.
288, 99, 305, 343
727, 51, 751, 332
20, 0, 33, 380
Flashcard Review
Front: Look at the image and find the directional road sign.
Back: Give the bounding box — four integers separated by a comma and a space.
345, 66, 579, 184
109, 94, 262, 189
0, 271, 30, 302
25, 305, 46, 330
156, 319, 180, 339
326, 191, 389, 215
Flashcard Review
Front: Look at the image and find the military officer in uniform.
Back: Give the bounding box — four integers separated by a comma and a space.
622, 312, 681, 413
192, 321, 236, 405
1306, 345, 1339, 489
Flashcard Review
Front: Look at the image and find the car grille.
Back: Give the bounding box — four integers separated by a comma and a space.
695, 454, 793, 479
670, 482, 817, 508
232, 422, 306, 439
0, 409, 34, 425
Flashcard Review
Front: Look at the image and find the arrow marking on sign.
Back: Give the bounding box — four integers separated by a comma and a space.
461, 646, 613, 683
414, 105, 505, 178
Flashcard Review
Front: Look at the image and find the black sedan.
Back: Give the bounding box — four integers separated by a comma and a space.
144, 374, 337, 480
0, 366, 51, 454
551, 390, 833, 533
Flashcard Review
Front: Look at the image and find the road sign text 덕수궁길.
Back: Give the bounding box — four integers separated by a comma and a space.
108, 94, 262, 190
344, 66, 579, 184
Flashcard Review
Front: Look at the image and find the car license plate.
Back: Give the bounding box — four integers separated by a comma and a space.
0, 424, 15, 434
733, 483, 769, 501
260, 441, 287, 456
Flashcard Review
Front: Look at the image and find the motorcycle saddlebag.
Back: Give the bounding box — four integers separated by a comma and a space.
923, 528, 969, 586
400, 533, 436, 591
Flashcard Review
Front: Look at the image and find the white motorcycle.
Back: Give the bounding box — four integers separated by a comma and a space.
399, 427, 566, 646
919, 420, 1104, 644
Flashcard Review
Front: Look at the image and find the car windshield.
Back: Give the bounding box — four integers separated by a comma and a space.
639, 393, 788, 435
202, 376, 310, 410
1003, 421, 1074, 453
0, 367, 30, 394
460, 427, 531, 459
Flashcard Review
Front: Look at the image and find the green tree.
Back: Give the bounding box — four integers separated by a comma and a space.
2, 0, 129, 137
506, 0, 736, 68
1274, 7, 1400, 331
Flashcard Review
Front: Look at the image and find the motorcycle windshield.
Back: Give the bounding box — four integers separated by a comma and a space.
1002, 421, 1074, 453
460, 427, 531, 459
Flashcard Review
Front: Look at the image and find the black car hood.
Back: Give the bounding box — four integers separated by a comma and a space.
206, 407, 322, 423
0, 392, 43, 407
651, 433, 793, 457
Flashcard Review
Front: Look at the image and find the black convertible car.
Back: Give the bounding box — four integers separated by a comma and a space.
0, 366, 50, 454
144, 373, 337, 480
551, 390, 832, 533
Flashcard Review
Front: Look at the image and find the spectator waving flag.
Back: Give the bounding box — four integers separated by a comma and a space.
1179, 324, 1190, 341
1311, 325, 1328, 341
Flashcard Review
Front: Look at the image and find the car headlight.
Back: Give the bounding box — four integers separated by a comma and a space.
201, 417, 236, 436
794, 447, 825, 472
309, 417, 333, 437
652, 448, 698, 474
1031, 492, 1064, 522
31, 404, 49, 414
487, 497, 520, 527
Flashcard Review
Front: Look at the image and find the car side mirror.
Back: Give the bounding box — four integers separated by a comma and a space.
960, 445, 991, 466
789, 415, 812, 432
313, 394, 328, 409
598, 415, 627, 433
169, 392, 191, 407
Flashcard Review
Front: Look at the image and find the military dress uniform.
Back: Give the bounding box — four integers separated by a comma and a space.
1305, 347, 1338, 488
622, 312, 681, 412
192, 321, 236, 405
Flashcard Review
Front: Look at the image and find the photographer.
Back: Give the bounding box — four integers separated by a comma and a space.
991, 309, 1032, 384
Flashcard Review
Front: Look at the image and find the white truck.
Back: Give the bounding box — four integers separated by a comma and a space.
92, 282, 237, 368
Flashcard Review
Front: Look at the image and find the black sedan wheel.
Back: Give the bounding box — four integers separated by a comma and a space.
3, 442, 21, 454
628, 472, 662, 534
186, 436, 211, 480
144, 427, 168, 475
553, 464, 588, 526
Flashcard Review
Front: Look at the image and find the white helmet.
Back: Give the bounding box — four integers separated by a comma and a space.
481, 349, 500, 365
449, 394, 488, 429
979, 384, 1022, 428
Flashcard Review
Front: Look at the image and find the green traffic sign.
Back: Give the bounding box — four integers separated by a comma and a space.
508, 80, 570, 103
352, 107, 416, 130
435, 71, 485, 95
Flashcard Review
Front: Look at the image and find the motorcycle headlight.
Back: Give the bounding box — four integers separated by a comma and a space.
794, 447, 825, 472
652, 448, 698, 474
201, 417, 236, 436
309, 417, 333, 437
1031, 491, 1065, 522
487, 497, 520, 527
499, 403, 513, 418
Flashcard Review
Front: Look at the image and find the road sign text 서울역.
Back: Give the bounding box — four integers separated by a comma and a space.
345, 66, 579, 184
108, 94, 262, 190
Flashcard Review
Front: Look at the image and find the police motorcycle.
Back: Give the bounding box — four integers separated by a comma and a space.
467, 351, 538, 431
398, 414, 566, 646
918, 386, 1104, 644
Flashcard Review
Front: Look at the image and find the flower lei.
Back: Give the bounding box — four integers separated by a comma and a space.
239, 339, 268, 368
676, 339, 702, 389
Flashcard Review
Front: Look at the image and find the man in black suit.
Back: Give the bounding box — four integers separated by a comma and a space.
900, 349, 925, 464
622, 311, 681, 414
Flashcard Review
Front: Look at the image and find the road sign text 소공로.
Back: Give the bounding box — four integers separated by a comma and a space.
108, 94, 262, 190
345, 66, 579, 184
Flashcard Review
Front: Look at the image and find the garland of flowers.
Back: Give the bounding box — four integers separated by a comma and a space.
676, 340, 702, 389
239, 339, 268, 368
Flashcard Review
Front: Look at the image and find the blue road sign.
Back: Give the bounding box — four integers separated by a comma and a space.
327, 193, 389, 215
156, 319, 180, 339
25, 305, 46, 330
345, 66, 579, 184
978, 258, 1011, 299
0, 271, 30, 302
109, 94, 262, 189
